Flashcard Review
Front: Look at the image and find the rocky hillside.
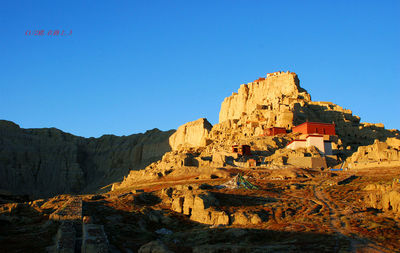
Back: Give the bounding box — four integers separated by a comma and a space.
0, 120, 174, 197
114, 71, 399, 191
179, 71, 399, 161
217, 71, 398, 152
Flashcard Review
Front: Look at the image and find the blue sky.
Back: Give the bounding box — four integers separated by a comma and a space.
1, 0, 399, 137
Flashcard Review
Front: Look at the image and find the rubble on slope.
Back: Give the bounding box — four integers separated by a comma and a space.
347, 138, 400, 169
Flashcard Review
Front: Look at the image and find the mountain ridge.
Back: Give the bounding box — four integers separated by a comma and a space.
0, 119, 174, 197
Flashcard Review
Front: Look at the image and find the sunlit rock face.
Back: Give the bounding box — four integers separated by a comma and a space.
219, 71, 311, 129
169, 118, 212, 150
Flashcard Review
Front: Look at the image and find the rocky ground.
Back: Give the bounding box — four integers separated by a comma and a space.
1, 166, 399, 253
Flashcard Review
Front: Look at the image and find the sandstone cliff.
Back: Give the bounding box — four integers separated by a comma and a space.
219, 71, 310, 129
0, 120, 174, 197
169, 118, 212, 150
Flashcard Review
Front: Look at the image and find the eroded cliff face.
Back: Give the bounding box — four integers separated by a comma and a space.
0, 120, 174, 197
169, 118, 212, 150
219, 71, 311, 129
216, 71, 399, 152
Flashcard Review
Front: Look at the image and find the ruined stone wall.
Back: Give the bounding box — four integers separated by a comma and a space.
347, 138, 400, 168
365, 183, 400, 216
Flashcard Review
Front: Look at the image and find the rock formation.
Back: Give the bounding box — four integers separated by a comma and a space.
219, 71, 310, 128
217, 72, 398, 152
365, 183, 400, 216
0, 120, 174, 197
347, 138, 400, 168
169, 118, 212, 150
170, 190, 229, 225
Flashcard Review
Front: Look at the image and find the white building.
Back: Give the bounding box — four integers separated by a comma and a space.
287, 134, 333, 155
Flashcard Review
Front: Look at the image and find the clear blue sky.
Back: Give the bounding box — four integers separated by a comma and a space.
1, 0, 399, 137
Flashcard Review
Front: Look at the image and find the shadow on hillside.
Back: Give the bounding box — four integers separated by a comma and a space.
338, 175, 359, 185
211, 192, 276, 207
0, 202, 59, 253
81, 129, 176, 195
81, 196, 359, 253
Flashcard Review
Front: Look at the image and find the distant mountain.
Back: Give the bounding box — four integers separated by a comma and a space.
0, 120, 174, 197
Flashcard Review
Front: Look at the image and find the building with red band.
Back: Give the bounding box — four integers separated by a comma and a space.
292, 122, 336, 136
287, 122, 336, 156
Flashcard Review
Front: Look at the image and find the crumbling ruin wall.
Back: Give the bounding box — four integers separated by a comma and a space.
287, 157, 327, 169
364, 183, 400, 216
171, 191, 229, 225
347, 138, 400, 169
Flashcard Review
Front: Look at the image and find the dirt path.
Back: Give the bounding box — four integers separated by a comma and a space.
313, 182, 390, 253
312, 184, 344, 252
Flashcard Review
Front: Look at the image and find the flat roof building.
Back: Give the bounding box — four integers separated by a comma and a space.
287, 134, 333, 156
264, 127, 287, 136
292, 122, 336, 136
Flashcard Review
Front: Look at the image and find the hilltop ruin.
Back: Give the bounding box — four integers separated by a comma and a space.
113, 71, 400, 191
